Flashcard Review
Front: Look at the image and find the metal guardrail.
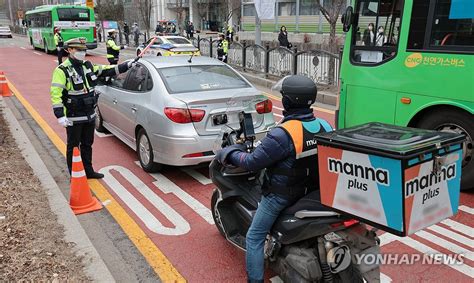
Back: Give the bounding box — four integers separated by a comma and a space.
192, 36, 340, 86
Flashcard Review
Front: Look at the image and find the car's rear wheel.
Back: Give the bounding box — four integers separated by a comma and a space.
137, 128, 162, 173
94, 107, 108, 133
417, 109, 473, 191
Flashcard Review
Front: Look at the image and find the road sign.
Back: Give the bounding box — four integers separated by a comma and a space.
86, 0, 94, 8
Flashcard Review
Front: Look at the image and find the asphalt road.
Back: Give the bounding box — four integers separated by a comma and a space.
1, 35, 473, 282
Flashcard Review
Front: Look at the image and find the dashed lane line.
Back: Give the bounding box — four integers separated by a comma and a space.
180, 167, 213, 185
33, 51, 42, 56
20, 47, 26, 50
459, 205, 474, 215
6, 79, 186, 282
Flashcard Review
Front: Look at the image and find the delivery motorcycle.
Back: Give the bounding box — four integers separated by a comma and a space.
210, 101, 381, 282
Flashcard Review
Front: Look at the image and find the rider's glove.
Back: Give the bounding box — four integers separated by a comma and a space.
215, 144, 247, 166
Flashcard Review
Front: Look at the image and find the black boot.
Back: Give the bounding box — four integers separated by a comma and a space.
86, 171, 104, 179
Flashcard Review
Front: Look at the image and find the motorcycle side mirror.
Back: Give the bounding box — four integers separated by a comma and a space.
238, 111, 255, 141
341, 6, 354, 33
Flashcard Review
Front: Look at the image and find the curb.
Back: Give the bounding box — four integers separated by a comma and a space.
0, 96, 116, 282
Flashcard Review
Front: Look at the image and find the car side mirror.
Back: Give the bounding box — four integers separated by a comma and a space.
341, 6, 354, 33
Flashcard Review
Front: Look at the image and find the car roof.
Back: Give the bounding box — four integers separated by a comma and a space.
142, 56, 226, 69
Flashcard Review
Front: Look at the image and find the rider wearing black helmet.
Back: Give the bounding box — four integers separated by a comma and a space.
216, 75, 333, 282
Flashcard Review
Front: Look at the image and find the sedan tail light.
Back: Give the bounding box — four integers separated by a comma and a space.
164, 107, 205, 123
255, 99, 273, 114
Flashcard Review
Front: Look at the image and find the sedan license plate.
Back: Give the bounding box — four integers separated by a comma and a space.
212, 114, 228, 126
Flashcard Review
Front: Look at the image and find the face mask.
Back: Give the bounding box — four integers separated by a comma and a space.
72, 50, 86, 61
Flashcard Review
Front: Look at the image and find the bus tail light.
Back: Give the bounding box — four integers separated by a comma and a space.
93, 27, 97, 39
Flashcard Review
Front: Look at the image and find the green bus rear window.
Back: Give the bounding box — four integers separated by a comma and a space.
57, 8, 90, 21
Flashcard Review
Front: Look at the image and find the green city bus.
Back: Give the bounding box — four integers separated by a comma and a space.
25, 5, 97, 53
338, 0, 473, 189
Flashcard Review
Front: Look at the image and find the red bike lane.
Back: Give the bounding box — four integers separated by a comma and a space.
1, 47, 472, 282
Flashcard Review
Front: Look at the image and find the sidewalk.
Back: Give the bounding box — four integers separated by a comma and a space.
0, 95, 114, 281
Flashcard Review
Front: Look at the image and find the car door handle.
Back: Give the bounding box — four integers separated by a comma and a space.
131, 107, 137, 112
113, 99, 118, 104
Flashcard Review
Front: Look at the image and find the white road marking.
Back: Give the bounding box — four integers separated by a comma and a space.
181, 168, 212, 185
33, 51, 42, 56
274, 113, 283, 118
378, 232, 399, 246
95, 130, 113, 138
273, 105, 284, 111
100, 165, 191, 235
441, 219, 474, 237
401, 237, 473, 278
269, 276, 284, 283
380, 273, 392, 282
414, 230, 474, 261
426, 224, 473, 246
20, 47, 26, 50
134, 161, 214, 224
459, 205, 474, 215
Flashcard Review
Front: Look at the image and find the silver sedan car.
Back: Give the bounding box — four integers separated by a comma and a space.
95, 56, 275, 172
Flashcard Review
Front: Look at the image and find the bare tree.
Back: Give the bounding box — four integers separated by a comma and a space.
314, 0, 346, 84
95, 0, 124, 23
196, 0, 210, 30
220, 0, 241, 25
136, 0, 153, 37
314, 0, 346, 53
172, 0, 188, 36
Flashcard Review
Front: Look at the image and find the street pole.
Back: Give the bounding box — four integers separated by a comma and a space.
8, 0, 14, 26
255, 3, 261, 45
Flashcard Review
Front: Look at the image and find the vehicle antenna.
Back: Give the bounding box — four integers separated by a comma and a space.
188, 52, 194, 63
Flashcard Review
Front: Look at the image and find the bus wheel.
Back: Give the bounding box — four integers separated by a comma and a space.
417, 110, 474, 191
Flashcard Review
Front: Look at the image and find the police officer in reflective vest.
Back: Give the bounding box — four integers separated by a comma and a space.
106, 29, 125, 64
216, 75, 333, 282
216, 34, 229, 63
54, 27, 64, 65
50, 37, 136, 179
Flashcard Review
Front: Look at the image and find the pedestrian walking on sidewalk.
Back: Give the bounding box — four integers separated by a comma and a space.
50, 37, 136, 179
278, 26, 292, 49
54, 27, 64, 65
123, 22, 130, 45
97, 24, 102, 42
133, 23, 140, 47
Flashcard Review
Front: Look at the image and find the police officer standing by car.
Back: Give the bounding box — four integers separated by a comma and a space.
54, 27, 64, 65
216, 34, 229, 63
216, 76, 333, 282
50, 37, 137, 179
106, 29, 126, 64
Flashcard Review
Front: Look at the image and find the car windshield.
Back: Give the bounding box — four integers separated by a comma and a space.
167, 37, 191, 45
158, 65, 251, 94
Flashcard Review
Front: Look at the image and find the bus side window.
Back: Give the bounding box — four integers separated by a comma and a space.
351, 0, 402, 65
407, 0, 474, 53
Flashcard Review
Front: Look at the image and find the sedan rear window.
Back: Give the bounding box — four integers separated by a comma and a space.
158, 65, 251, 93
167, 37, 191, 45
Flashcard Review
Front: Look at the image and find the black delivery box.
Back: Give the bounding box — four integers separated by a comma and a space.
314, 122, 465, 236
